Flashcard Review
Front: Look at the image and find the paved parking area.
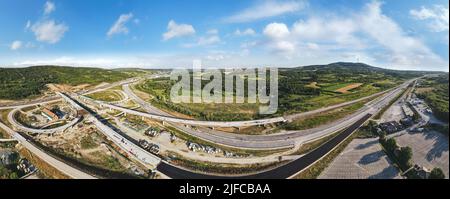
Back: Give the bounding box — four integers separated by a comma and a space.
394, 131, 449, 178
319, 138, 401, 179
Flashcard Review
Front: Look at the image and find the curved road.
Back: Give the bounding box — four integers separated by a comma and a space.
8, 108, 82, 134
156, 114, 373, 179
83, 80, 413, 150
0, 121, 96, 179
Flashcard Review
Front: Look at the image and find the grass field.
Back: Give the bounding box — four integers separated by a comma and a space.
136, 75, 392, 121
86, 90, 123, 102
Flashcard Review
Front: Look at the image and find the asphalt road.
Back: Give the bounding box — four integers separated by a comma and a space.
59, 92, 161, 167
156, 114, 373, 179
7, 107, 82, 134
111, 80, 413, 149
0, 77, 139, 110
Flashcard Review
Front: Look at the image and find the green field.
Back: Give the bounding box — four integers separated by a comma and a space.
136, 63, 420, 121
86, 90, 123, 102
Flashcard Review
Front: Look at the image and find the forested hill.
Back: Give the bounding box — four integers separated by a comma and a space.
0, 66, 132, 100
284, 62, 430, 77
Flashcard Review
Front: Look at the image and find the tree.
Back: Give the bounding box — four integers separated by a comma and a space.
429, 168, 446, 179
398, 147, 413, 168
378, 130, 386, 140
384, 138, 397, 152
9, 172, 19, 179
368, 120, 377, 133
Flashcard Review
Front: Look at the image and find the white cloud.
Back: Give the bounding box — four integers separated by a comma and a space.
306, 42, 319, 50
410, 5, 449, 32
107, 13, 133, 37
44, 1, 55, 15
292, 17, 362, 48
257, 1, 447, 70
10, 41, 22, 50
25, 20, 31, 30
162, 20, 196, 41
224, 0, 307, 23
234, 28, 256, 36
263, 23, 290, 39
207, 29, 219, 35
358, 1, 444, 68
25, 42, 36, 48
198, 35, 221, 46
263, 23, 295, 54
31, 20, 69, 44
183, 30, 221, 47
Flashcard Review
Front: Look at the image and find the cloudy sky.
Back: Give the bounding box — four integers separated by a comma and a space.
0, 0, 448, 71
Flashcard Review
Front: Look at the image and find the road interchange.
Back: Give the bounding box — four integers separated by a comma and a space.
0, 73, 418, 179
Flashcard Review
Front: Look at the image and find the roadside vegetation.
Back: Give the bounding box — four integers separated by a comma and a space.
293, 130, 359, 179
282, 100, 368, 130
415, 74, 449, 123
167, 151, 286, 175
291, 131, 340, 155
165, 125, 289, 157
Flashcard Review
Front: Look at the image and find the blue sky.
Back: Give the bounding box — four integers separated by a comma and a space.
0, 0, 448, 71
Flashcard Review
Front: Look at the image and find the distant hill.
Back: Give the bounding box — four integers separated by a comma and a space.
282, 62, 431, 79
0, 63, 437, 100
0, 65, 132, 100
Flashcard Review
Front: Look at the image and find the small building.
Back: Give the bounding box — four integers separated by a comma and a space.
411, 165, 431, 179
51, 108, 66, 119
144, 127, 160, 137
400, 117, 414, 127
41, 108, 58, 121
0, 150, 17, 166
378, 121, 403, 134
402, 105, 414, 117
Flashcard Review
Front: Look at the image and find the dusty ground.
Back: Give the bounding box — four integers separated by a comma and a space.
336, 83, 363, 94
319, 138, 401, 179
46, 83, 91, 93
34, 121, 133, 173
113, 117, 295, 164
380, 100, 406, 122
306, 82, 320, 89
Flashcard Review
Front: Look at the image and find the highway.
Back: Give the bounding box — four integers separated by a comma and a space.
154, 79, 414, 178
58, 92, 161, 167
0, 76, 139, 110
96, 102, 287, 127
100, 79, 413, 150
122, 84, 294, 149
0, 98, 61, 110
0, 121, 96, 179
156, 113, 373, 179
